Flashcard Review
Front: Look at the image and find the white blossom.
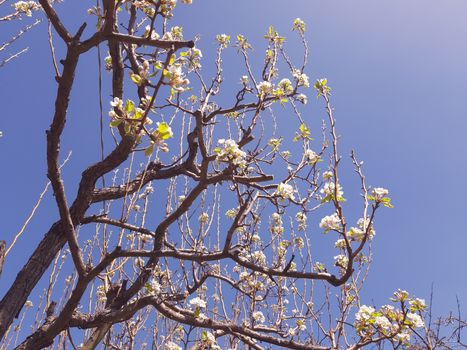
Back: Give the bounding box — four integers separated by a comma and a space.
372, 187, 389, 200
250, 251, 267, 265
410, 298, 427, 311
292, 68, 310, 88
199, 212, 209, 223
201, 331, 220, 349
139, 233, 153, 243
293, 18, 306, 32
165, 341, 182, 350
215, 139, 247, 168
407, 312, 424, 328
348, 218, 376, 241
294, 237, 304, 249
295, 212, 307, 231
305, 149, 319, 164
319, 212, 341, 232
96, 285, 107, 303
374, 315, 392, 331
323, 171, 333, 180
393, 289, 409, 302
355, 305, 376, 322
110, 97, 123, 109
251, 234, 261, 243
396, 331, 411, 342
252, 311, 265, 323
189, 297, 207, 309
334, 254, 348, 268
335, 238, 346, 249
296, 319, 307, 331
275, 182, 295, 201
270, 213, 284, 235
13, 1, 40, 16
216, 34, 231, 47
257, 81, 273, 98
165, 64, 190, 92
320, 181, 344, 198
277, 78, 293, 95
146, 279, 161, 294
296, 93, 308, 104
143, 25, 160, 40
225, 207, 238, 219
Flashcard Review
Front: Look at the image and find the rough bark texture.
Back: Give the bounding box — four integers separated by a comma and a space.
0, 222, 65, 338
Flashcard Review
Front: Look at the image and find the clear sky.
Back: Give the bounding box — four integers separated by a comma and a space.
1, 0, 467, 321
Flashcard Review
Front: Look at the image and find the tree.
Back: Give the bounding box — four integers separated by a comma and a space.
0, 1, 462, 349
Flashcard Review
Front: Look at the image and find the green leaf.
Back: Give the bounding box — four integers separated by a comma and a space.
144, 145, 154, 157
124, 123, 131, 134
125, 99, 135, 113
130, 73, 142, 85
154, 61, 163, 70
156, 122, 173, 140
134, 109, 143, 120
109, 120, 122, 127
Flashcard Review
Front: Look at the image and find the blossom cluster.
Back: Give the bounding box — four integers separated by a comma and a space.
13, 1, 40, 17
275, 183, 295, 201
216, 34, 231, 48
292, 69, 310, 88
370, 187, 393, 208
295, 212, 307, 231
257, 81, 273, 99
214, 139, 247, 169
270, 213, 284, 235
252, 311, 265, 324
237, 269, 268, 292
355, 291, 426, 344
292, 18, 306, 33
189, 297, 207, 309
319, 212, 341, 232
164, 63, 190, 92
305, 149, 320, 164
165, 341, 182, 350
109, 97, 152, 128
199, 331, 220, 350
347, 218, 376, 242
320, 180, 344, 202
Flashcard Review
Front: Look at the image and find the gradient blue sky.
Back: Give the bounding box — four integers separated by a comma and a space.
1, 0, 467, 320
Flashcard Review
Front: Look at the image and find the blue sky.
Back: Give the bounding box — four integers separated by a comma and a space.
1, 0, 467, 322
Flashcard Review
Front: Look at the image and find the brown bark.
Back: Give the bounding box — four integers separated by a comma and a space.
0, 241, 5, 276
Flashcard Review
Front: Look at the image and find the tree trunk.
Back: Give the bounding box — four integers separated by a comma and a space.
0, 222, 66, 339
